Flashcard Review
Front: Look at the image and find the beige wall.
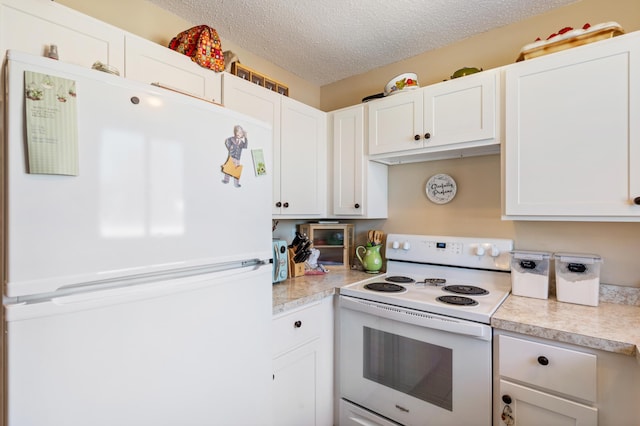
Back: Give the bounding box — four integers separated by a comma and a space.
384, 156, 640, 288
56, 0, 321, 108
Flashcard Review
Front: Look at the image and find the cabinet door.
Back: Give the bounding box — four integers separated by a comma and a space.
368, 90, 423, 155
0, 0, 124, 71
504, 33, 640, 219
332, 106, 388, 218
124, 34, 221, 103
272, 297, 334, 426
221, 74, 282, 213
332, 106, 364, 215
423, 70, 497, 148
273, 338, 320, 426
279, 96, 327, 217
499, 380, 597, 426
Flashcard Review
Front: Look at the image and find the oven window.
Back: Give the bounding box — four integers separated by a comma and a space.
363, 327, 452, 411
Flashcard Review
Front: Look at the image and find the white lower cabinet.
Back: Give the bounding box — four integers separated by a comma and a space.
272, 297, 334, 426
495, 331, 640, 426
498, 380, 597, 426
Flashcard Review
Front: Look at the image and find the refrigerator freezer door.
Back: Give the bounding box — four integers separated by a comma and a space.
5, 264, 273, 426
3, 51, 273, 297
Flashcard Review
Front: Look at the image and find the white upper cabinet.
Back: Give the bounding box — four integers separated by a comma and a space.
0, 0, 124, 72
368, 70, 500, 164
423, 70, 497, 148
124, 34, 222, 104
222, 74, 327, 218
503, 31, 640, 221
368, 90, 423, 155
330, 105, 387, 218
279, 96, 327, 217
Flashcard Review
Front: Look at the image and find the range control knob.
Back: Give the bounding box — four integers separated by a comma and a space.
475, 245, 486, 256
490, 245, 500, 257
391, 241, 400, 249
402, 241, 411, 250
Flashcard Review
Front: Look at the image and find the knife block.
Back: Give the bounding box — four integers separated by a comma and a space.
288, 248, 305, 278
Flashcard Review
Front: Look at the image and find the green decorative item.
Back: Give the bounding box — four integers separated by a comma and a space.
450, 66, 482, 79
356, 244, 383, 273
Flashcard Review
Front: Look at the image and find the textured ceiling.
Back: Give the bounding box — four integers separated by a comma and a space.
147, 0, 579, 86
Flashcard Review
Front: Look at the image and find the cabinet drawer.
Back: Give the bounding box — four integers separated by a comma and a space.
498, 335, 596, 402
272, 301, 324, 356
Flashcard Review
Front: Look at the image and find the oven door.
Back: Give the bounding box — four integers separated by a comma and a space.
339, 295, 493, 426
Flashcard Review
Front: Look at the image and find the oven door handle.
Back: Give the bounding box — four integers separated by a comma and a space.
339, 295, 492, 341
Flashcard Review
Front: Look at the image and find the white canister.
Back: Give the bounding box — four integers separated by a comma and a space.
510, 251, 551, 299
554, 253, 602, 306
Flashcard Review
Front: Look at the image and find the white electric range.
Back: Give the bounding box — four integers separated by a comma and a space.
338, 233, 513, 426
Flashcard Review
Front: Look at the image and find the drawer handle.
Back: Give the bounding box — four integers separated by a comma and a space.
294, 320, 302, 328
414, 134, 421, 141
537, 356, 549, 366
634, 196, 640, 205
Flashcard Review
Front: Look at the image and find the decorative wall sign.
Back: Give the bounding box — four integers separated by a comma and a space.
425, 173, 457, 204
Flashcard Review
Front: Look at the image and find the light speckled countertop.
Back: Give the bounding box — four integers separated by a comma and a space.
273, 272, 640, 361
492, 293, 640, 362
272, 269, 373, 315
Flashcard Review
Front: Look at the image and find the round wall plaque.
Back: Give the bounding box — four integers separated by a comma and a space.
425, 174, 457, 204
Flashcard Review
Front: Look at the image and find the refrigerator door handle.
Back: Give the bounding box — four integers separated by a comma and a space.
6, 264, 271, 320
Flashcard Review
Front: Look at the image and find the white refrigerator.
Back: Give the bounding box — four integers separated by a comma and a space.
2, 50, 274, 425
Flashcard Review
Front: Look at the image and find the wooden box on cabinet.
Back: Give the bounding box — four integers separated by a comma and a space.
299, 223, 354, 269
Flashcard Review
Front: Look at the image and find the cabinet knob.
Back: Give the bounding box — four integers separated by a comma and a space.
634, 197, 640, 205
537, 356, 549, 366
275, 201, 282, 208
414, 134, 421, 141
424, 132, 431, 139
354, 203, 360, 209
501, 394, 512, 405
283, 202, 289, 208
294, 320, 302, 328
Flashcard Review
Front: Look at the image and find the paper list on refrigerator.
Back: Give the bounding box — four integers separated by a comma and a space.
24, 71, 79, 175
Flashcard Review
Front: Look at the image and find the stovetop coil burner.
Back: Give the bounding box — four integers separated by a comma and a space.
364, 282, 407, 293
436, 295, 478, 306
385, 276, 415, 284
443, 285, 489, 296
